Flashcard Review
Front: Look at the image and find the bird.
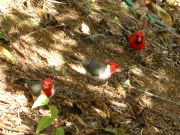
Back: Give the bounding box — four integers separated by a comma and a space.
14, 78, 55, 98
41, 78, 56, 98
68, 55, 121, 81
128, 31, 145, 51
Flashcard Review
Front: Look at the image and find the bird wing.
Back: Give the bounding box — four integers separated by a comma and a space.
14, 78, 26, 85
83, 61, 106, 76
26, 80, 42, 96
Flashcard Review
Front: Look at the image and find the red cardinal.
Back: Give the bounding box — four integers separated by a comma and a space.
128, 31, 145, 50
42, 78, 56, 98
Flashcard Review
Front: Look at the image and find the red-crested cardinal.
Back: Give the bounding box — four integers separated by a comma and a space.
14, 78, 55, 98
69, 55, 121, 80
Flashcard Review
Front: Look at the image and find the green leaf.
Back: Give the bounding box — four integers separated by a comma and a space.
0, 45, 15, 64
31, 94, 49, 109
155, 4, 167, 13
53, 127, 65, 135
104, 128, 123, 135
123, 0, 134, 7
155, 4, 172, 26
123, 79, 132, 88
36, 116, 53, 134
49, 105, 58, 120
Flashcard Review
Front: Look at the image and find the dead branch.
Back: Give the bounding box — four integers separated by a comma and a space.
0, 123, 34, 135
131, 86, 180, 106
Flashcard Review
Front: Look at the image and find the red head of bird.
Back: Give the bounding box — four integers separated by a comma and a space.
97, 61, 120, 80
42, 78, 55, 98
106, 61, 120, 74
128, 31, 145, 51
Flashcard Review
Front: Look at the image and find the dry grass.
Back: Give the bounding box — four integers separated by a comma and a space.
0, 0, 179, 134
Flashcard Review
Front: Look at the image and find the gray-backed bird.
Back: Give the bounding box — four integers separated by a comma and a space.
14, 78, 55, 99
69, 55, 121, 81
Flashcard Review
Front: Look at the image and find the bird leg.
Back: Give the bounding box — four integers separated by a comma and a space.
101, 81, 108, 98
104, 81, 108, 86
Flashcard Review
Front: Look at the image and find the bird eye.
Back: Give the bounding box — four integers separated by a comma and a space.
43, 84, 49, 89
137, 36, 142, 42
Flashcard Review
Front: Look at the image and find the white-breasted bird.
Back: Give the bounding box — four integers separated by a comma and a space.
69, 55, 121, 81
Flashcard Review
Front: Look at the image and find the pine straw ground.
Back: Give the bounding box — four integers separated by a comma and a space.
0, 0, 180, 134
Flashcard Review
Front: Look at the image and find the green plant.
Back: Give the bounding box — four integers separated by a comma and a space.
0, 44, 15, 64
36, 105, 64, 135
31, 95, 64, 135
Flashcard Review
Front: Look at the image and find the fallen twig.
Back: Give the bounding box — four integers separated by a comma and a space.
152, 41, 167, 50
47, 0, 66, 4
0, 123, 34, 134
0, 99, 11, 104
68, 97, 105, 103
141, 66, 164, 77
143, 107, 180, 121
0, 132, 24, 135
131, 86, 180, 106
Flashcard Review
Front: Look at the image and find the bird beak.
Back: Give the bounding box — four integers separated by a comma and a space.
116, 68, 121, 72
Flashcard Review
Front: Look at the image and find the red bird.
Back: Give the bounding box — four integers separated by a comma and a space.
128, 31, 145, 50
42, 78, 55, 98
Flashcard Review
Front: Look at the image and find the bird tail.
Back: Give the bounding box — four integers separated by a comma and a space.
14, 78, 27, 85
